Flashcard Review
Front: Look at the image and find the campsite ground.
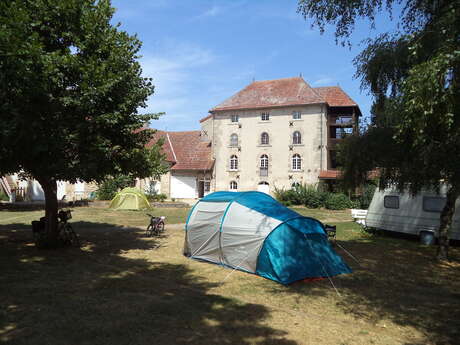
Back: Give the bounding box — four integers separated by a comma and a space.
1, 207, 459, 345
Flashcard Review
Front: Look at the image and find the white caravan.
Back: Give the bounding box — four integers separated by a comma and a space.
366, 187, 460, 241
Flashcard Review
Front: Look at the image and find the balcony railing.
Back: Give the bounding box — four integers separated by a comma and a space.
329, 116, 353, 126
260, 168, 268, 177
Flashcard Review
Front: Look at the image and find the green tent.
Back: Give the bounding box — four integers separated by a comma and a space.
109, 187, 151, 210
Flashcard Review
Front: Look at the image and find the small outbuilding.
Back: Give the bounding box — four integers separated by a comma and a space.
109, 187, 151, 210
183, 191, 351, 285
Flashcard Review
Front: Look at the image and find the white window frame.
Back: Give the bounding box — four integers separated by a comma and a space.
230, 155, 238, 171
260, 154, 269, 169
293, 131, 301, 145
229, 181, 238, 191
261, 112, 270, 121
292, 111, 301, 120
230, 133, 238, 147
292, 154, 302, 171
231, 114, 239, 123
261, 132, 269, 145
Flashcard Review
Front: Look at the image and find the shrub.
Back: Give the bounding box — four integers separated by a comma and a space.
146, 193, 167, 202
273, 186, 292, 203
96, 175, 133, 200
325, 193, 353, 210
275, 184, 328, 208
0, 189, 9, 201
358, 183, 377, 209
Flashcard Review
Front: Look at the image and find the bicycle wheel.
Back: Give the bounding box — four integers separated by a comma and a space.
65, 224, 80, 247
146, 224, 154, 237
58, 223, 70, 246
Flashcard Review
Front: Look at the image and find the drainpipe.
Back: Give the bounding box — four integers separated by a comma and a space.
320, 105, 324, 171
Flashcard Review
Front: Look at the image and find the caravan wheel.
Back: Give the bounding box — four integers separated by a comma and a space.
420, 231, 435, 246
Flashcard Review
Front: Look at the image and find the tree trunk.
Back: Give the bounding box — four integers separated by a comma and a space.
437, 186, 459, 260
36, 177, 59, 248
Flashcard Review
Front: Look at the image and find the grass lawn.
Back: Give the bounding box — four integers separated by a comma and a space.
1, 206, 459, 345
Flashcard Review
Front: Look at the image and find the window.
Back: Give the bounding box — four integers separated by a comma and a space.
292, 154, 301, 171
384, 196, 399, 209
261, 132, 269, 145
261, 112, 270, 121
291, 182, 300, 188
260, 154, 268, 168
292, 111, 301, 120
229, 181, 238, 191
423, 196, 446, 212
334, 116, 352, 124
293, 131, 301, 145
229, 155, 238, 170
231, 114, 239, 123
230, 133, 238, 147
330, 127, 353, 139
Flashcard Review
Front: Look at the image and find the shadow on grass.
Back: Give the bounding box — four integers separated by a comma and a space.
0, 221, 297, 345
284, 233, 460, 345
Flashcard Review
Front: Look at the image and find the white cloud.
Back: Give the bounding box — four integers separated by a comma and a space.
137, 41, 217, 130
199, 5, 222, 18
312, 77, 335, 86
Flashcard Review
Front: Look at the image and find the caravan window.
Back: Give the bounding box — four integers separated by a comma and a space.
423, 197, 446, 212
384, 196, 399, 209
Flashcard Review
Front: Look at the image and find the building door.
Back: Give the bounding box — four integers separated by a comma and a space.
171, 175, 196, 199
258, 182, 270, 194
198, 181, 204, 198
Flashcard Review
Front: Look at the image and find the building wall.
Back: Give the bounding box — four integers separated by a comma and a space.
208, 105, 328, 194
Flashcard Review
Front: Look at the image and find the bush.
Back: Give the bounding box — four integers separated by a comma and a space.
0, 189, 9, 201
273, 186, 292, 204
358, 183, 377, 209
96, 175, 133, 200
146, 193, 167, 202
325, 193, 353, 210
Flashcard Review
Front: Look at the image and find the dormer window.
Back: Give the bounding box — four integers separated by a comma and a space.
231, 115, 239, 123
261, 112, 269, 121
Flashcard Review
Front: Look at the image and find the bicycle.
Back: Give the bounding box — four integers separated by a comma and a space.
32, 209, 80, 248
145, 214, 165, 237
57, 209, 80, 247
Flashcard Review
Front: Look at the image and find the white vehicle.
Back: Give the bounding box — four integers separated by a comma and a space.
365, 187, 460, 242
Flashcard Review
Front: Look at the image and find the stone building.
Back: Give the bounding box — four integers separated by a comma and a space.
199, 76, 360, 195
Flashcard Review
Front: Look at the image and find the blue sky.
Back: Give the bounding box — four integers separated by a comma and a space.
111, 0, 397, 131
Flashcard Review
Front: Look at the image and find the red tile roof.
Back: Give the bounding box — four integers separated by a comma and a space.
318, 170, 341, 179
211, 77, 324, 111
319, 169, 379, 180
146, 130, 214, 171
199, 114, 212, 123
313, 86, 357, 107
146, 130, 175, 163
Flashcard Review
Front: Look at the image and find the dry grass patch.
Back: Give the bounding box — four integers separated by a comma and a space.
0, 207, 459, 345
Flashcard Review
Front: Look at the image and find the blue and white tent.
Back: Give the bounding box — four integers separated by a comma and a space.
183, 191, 352, 285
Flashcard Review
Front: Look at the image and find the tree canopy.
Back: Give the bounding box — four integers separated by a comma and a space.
0, 0, 167, 245
298, 0, 460, 258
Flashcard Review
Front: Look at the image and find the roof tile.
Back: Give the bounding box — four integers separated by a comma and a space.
147, 130, 214, 171
211, 77, 324, 111
313, 86, 357, 107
